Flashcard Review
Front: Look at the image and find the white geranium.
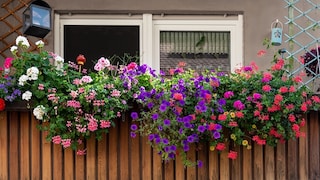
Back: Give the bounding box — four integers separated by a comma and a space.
10, 46, 18, 53
33, 105, 46, 120
18, 75, 29, 86
54, 55, 64, 71
22, 91, 32, 101
35, 40, 44, 48
26, 67, 39, 80
15, 36, 30, 49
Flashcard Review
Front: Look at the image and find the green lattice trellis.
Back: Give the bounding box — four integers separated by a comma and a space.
284, 0, 320, 92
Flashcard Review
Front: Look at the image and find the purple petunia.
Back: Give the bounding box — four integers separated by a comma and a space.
130, 124, 138, 131
213, 131, 221, 139
131, 112, 138, 119
164, 119, 170, 126
130, 132, 136, 138
152, 113, 159, 120
197, 125, 206, 133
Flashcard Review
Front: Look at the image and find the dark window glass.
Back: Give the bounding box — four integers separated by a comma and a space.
64, 25, 139, 70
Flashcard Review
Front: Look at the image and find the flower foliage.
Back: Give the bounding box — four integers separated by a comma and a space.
1, 36, 320, 166
1, 36, 156, 153
130, 52, 320, 166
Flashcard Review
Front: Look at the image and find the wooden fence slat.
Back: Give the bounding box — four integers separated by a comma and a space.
153, 148, 163, 180
31, 116, 41, 180
97, 134, 107, 180
86, 135, 97, 180
119, 121, 129, 179
0, 112, 8, 180
253, 144, 263, 180
53, 144, 63, 180
299, 115, 308, 180
175, 153, 186, 180
64, 148, 75, 180
108, 122, 119, 180
42, 130, 52, 180
219, 145, 230, 180
186, 144, 196, 180
9, 112, 19, 180
164, 160, 174, 180
130, 130, 140, 180
231, 146, 241, 180
276, 143, 286, 180
287, 139, 298, 180
141, 136, 152, 180
20, 112, 30, 179
242, 145, 253, 180
264, 146, 275, 180
75, 143, 86, 180
197, 143, 209, 180
208, 149, 219, 180
309, 111, 320, 179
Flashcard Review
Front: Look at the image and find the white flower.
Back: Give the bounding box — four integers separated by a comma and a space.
15, 36, 30, 49
26, 67, 39, 80
10, 46, 18, 53
33, 105, 46, 120
18, 75, 29, 86
54, 55, 64, 71
35, 40, 44, 48
22, 91, 32, 101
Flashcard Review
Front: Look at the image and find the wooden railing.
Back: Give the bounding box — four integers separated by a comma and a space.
0, 110, 319, 180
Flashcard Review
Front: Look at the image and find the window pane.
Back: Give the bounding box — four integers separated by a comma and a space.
64, 25, 139, 70
160, 31, 230, 73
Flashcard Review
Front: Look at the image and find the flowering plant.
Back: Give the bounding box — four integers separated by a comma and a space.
0, 36, 156, 153
130, 51, 320, 166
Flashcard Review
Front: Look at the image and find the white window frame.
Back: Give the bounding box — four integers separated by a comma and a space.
54, 14, 243, 73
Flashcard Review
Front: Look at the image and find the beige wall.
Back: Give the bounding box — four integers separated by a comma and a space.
1, 0, 287, 69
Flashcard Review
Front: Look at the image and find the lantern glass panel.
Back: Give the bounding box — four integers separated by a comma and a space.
31, 5, 50, 29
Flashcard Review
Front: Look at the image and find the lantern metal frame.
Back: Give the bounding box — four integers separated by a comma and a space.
22, 0, 51, 38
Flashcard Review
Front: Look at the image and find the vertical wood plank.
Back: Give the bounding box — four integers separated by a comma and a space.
0, 112, 8, 180
208, 149, 219, 180
119, 121, 129, 179
275, 142, 286, 180
108, 122, 119, 180
186, 144, 196, 180
309, 111, 320, 179
130, 129, 140, 180
175, 153, 186, 180
52, 144, 63, 180
86, 135, 96, 180
264, 146, 275, 180
153, 148, 163, 180
97, 134, 107, 180
253, 144, 263, 180
9, 112, 19, 180
230, 146, 241, 180
287, 139, 298, 180
141, 136, 152, 180
164, 160, 174, 180
75, 142, 86, 180
242, 145, 253, 180
197, 143, 209, 180
219, 146, 230, 180
20, 112, 30, 179
299, 114, 308, 180
64, 148, 75, 180
42, 129, 52, 180
31, 116, 41, 180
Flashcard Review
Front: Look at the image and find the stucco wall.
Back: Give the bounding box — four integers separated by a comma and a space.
40, 0, 289, 69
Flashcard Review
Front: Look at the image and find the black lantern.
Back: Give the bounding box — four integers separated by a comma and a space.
23, 0, 51, 38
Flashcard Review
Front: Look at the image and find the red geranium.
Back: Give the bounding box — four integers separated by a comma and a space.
0, 98, 5, 111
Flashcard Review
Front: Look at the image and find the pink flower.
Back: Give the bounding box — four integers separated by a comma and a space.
81, 75, 93, 83
76, 149, 87, 155
257, 50, 266, 57
215, 143, 226, 151
100, 120, 111, 128
224, 91, 234, 99
73, 78, 81, 85
279, 86, 288, 93
173, 93, 183, 101
52, 135, 61, 144
127, 62, 137, 70
228, 121, 238, 127
262, 85, 271, 92
233, 100, 245, 110
70, 90, 78, 98
228, 150, 238, 160
38, 84, 44, 90
61, 139, 72, 148
88, 120, 98, 131
111, 89, 121, 97
4, 57, 14, 69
